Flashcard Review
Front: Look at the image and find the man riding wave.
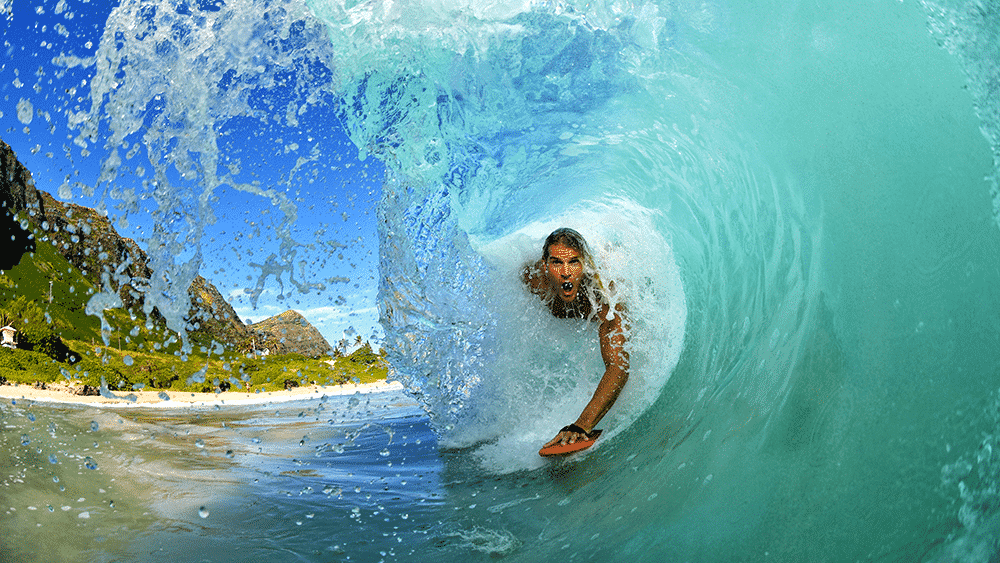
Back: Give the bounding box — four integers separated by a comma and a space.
522, 228, 630, 451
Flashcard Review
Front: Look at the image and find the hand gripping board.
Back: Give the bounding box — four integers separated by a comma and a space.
538, 429, 603, 457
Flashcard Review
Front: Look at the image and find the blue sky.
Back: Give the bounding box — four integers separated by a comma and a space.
1, 0, 385, 349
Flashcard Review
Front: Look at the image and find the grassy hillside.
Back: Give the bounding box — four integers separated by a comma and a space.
1, 231, 103, 342
2, 237, 201, 354
1, 237, 387, 394
0, 342, 388, 394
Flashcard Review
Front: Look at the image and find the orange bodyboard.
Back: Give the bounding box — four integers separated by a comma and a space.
538, 429, 603, 457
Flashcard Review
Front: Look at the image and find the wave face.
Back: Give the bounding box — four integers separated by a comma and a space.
307, 0, 1000, 559
25, 0, 1000, 560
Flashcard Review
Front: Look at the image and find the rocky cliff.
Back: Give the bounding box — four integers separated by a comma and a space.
1, 139, 37, 270
0, 138, 250, 348
249, 309, 333, 359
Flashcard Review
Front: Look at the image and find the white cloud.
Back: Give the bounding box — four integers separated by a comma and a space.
297, 305, 350, 322
227, 285, 284, 304
301, 305, 380, 344
234, 304, 283, 325
227, 287, 250, 302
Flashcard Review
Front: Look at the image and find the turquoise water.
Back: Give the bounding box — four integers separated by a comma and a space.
322, 0, 1000, 559
5, 0, 1000, 561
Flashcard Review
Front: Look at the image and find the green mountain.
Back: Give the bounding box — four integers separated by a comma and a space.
1, 138, 248, 352
0, 140, 375, 394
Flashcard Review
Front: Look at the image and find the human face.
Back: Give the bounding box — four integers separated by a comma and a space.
545, 243, 585, 303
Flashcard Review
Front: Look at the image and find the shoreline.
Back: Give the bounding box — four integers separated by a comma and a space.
0, 379, 405, 408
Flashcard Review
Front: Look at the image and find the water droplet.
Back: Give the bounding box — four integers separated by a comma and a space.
225, 450, 234, 459
90, 421, 99, 432
123, 355, 133, 366
16, 98, 33, 125
379, 448, 390, 457
84, 457, 97, 470
52, 476, 59, 483
48, 454, 58, 464
198, 506, 210, 518
20, 434, 30, 446
27, 413, 35, 422
195, 439, 205, 448
47, 505, 54, 512
251, 437, 261, 444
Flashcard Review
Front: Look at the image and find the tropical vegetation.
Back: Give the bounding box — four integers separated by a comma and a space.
0, 223, 387, 395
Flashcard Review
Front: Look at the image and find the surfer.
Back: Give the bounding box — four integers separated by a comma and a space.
523, 227, 629, 452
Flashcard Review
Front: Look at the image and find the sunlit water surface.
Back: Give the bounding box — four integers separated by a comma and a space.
3, 391, 444, 562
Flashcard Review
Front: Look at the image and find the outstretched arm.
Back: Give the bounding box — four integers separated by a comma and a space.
544, 304, 629, 447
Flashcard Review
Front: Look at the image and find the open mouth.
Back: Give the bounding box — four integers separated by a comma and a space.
561, 282, 574, 292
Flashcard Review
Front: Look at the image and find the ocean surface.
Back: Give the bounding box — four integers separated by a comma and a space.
2, 389, 442, 562
4, 0, 1000, 561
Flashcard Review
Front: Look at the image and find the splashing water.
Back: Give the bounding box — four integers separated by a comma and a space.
4, 0, 1000, 561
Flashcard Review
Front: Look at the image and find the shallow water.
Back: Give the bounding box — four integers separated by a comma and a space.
2, 391, 444, 562
4, 0, 1000, 561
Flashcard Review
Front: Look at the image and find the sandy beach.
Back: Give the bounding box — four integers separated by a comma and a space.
0, 379, 405, 407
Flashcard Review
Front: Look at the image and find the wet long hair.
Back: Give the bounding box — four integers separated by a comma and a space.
542, 227, 592, 263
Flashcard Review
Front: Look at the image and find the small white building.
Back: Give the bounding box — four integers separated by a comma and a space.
1, 325, 16, 348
